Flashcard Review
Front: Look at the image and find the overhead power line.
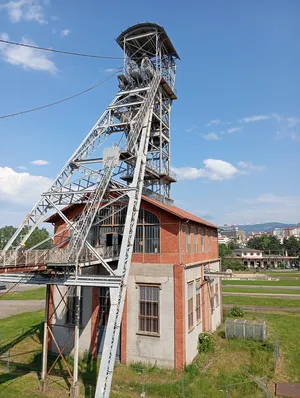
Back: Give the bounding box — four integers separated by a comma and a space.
0, 71, 120, 119
0, 39, 124, 60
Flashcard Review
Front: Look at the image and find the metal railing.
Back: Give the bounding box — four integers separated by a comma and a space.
0, 245, 121, 267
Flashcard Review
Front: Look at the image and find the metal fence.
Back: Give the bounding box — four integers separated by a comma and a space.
225, 319, 267, 341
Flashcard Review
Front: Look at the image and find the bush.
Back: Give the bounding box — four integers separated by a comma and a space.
198, 332, 214, 353
230, 305, 244, 317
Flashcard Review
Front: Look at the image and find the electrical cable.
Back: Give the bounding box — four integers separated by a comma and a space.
0, 70, 120, 119
0, 38, 124, 60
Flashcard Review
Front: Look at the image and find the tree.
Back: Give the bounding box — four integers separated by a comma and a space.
0, 226, 51, 250
247, 235, 282, 254
283, 236, 300, 257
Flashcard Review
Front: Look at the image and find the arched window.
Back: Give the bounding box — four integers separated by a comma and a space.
201, 228, 206, 252
194, 226, 198, 253
186, 224, 191, 253
134, 209, 160, 254
87, 206, 160, 254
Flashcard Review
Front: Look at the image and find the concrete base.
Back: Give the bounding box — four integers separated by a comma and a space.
70, 383, 80, 398
39, 379, 49, 392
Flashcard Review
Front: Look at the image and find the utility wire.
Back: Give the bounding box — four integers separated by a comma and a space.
0, 70, 120, 119
0, 39, 124, 60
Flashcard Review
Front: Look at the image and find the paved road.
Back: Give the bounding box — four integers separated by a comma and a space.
0, 283, 42, 293
223, 304, 300, 312
223, 284, 300, 290
223, 292, 300, 299
0, 300, 45, 319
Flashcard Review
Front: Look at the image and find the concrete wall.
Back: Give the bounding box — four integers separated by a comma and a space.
126, 263, 175, 368
184, 264, 203, 365
184, 260, 222, 365
50, 286, 93, 356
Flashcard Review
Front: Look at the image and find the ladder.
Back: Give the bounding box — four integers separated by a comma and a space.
95, 72, 161, 397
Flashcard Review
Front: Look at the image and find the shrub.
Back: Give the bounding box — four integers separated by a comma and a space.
184, 363, 199, 376
230, 305, 244, 317
198, 332, 214, 353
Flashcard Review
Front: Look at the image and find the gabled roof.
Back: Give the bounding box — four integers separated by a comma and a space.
45, 195, 217, 229
142, 196, 217, 228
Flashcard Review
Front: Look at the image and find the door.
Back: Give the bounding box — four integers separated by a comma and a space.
97, 287, 120, 360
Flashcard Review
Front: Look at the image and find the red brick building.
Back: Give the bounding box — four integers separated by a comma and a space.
46, 196, 221, 369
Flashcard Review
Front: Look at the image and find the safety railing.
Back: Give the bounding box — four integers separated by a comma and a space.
0, 245, 121, 267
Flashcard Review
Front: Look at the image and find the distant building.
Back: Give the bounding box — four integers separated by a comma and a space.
220, 228, 246, 243
230, 248, 297, 269
218, 233, 230, 246
273, 224, 300, 242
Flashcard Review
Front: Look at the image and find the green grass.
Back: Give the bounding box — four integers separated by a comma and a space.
0, 287, 46, 301
223, 279, 300, 287
0, 310, 44, 344
223, 296, 300, 308
0, 310, 299, 397
223, 287, 300, 295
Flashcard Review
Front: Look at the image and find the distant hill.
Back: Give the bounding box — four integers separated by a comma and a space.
221, 222, 297, 235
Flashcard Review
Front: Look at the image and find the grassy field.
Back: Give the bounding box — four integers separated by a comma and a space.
223, 296, 300, 308
223, 279, 300, 287
0, 287, 46, 301
223, 287, 300, 295
1, 309, 300, 397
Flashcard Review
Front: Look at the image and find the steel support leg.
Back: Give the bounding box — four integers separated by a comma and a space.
70, 285, 81, 398
40, 284, 50, 392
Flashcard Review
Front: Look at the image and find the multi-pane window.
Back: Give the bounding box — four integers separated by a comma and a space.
186, 224, 191, 253
138, 285, 160, 334
201, 228, 206, 252
66, 287, 83, 325
99, 287, 110, 327
215, 283, 219, 307
88, 206, 160, 254
194, 226, 198, 253
210, 284, 215, 310
208, 230, 212, 252
188, 282, 194, 330
195, 279, 201, 323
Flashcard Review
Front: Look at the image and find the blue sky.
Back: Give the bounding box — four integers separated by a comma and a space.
0, 0, 299, 227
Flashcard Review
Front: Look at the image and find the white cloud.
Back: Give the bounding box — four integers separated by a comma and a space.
60, 29, 71, 37
224, 193, 300, 224
239, 115, 271, 123
286, 117, 300, 128
0, 33, 57, 73
0, 0, 46, 24
206, 119, 220, 127
237, 161, 265, 171
227, 127, 241, 134
173, 159, 239, 181
0, 167, 51, 204
31, 159, 49, 165
185, 124, 197, 133
104, 68, 116, 73
17, 166, 28, 170
202, 132, 220, 140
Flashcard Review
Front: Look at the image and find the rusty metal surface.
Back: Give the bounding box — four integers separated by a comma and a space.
276, 383, 300, 397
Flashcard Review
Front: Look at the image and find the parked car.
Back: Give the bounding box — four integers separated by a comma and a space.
0, 284, 6, 290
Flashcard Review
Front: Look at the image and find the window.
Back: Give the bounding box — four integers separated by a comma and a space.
186, 224, 191, 253
215, 283, 219, 307
91, 206, 160, 254
195, 279, 201, 323
138, 285, 160, 334
194, 226, 198, 253
210, 285, 215, 310
66, 287, 83, 325
201, 228, 206, 252
188, 282, 194, 330
99, 287, 110, 327
208, 230, 212, 252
